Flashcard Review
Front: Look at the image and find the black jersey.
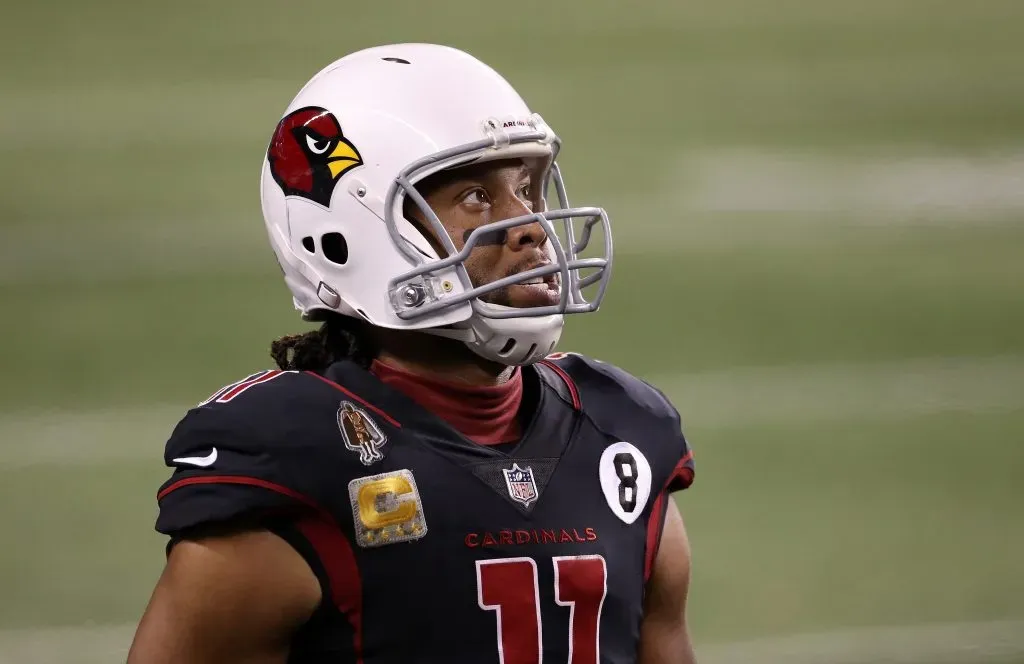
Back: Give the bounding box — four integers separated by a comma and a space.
156, 353, 695, 664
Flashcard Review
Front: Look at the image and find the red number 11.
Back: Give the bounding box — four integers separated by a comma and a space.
476, 555, 608, 664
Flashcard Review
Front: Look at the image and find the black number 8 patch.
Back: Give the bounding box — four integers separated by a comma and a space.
599, 442, 652, 524
613, 452, 639, 512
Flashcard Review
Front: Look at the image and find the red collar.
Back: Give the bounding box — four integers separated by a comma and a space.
369, 359, 523, 445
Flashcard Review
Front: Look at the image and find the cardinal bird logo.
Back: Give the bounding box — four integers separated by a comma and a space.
267, 106, 363, 207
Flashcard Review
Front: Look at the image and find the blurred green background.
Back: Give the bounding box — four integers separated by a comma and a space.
2, 0, 1023, 662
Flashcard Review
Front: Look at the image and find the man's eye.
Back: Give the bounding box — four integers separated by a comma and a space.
517, 184, 535, 210
463, 189, 489, 205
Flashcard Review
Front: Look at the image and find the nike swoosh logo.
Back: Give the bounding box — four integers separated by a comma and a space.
172, 448, 218, 467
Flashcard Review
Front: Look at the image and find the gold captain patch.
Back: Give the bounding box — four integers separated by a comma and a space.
348, 469, 427, 548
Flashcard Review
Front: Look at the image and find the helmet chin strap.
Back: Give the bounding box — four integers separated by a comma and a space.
420, 310, 564, 366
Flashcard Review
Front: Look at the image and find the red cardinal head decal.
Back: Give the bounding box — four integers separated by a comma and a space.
268, 106, 363, 207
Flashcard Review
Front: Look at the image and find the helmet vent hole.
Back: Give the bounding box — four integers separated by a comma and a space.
382, 57, 411, 64
499, 339, 517, 355
321, 232, 349, 265
301, 236, 315, 253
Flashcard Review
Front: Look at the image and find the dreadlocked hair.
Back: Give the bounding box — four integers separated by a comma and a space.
270, 177, 444, 374
270, 312, 379, 374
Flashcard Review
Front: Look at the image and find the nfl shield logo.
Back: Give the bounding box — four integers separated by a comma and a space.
502, 463, 538, 507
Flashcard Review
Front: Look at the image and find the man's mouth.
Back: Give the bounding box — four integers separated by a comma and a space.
519, 275, 558, 288
512, 261, 560, 288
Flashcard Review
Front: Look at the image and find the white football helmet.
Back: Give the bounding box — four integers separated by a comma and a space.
260, 43, 613, 365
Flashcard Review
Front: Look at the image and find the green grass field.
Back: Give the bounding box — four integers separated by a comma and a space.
2, 0, 1023, 661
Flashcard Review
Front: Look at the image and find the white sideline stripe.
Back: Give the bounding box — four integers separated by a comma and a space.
0, 623, 135, 664
674, 150, 1024, 216
648, 354, 1024, 429
614, 149, 1024, 252
696, 619, 1024, 664
0, 220, 268, 284
0, 406, 181, 468
0, 355, 1021, 467
0, 81, 293, 148
6, 147, 1024, 284
0, 619, 1022, 664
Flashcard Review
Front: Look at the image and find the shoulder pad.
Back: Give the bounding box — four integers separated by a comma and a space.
165, 369, 330, 461
155, 369, 348, 535
542, 352, 678, 422
192, 369, 303, 412
542, 352, 694, 492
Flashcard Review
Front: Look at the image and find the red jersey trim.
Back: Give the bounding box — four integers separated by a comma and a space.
156, 475, 365, 663
305, 371, 402, 428
644, 492, 669, 582
157, 474, 321, 507
217, 370, 285, 402
295, 516, 364, 664
643, 450, 695, 582
537, 360, 582, 410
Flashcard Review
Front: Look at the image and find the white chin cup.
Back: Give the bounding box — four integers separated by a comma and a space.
422, 311, 564, 366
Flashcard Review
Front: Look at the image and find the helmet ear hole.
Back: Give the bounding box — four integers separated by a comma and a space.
498, 338, 517, 355
321, 232, 349, 265
301, 236, 315, 253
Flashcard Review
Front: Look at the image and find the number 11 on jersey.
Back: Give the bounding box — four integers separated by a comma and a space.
476, 555, 608, 664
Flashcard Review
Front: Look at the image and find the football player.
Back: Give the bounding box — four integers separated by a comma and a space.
128, 43, 696, 664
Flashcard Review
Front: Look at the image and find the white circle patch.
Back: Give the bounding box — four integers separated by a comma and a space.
598, 442, 652, 524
